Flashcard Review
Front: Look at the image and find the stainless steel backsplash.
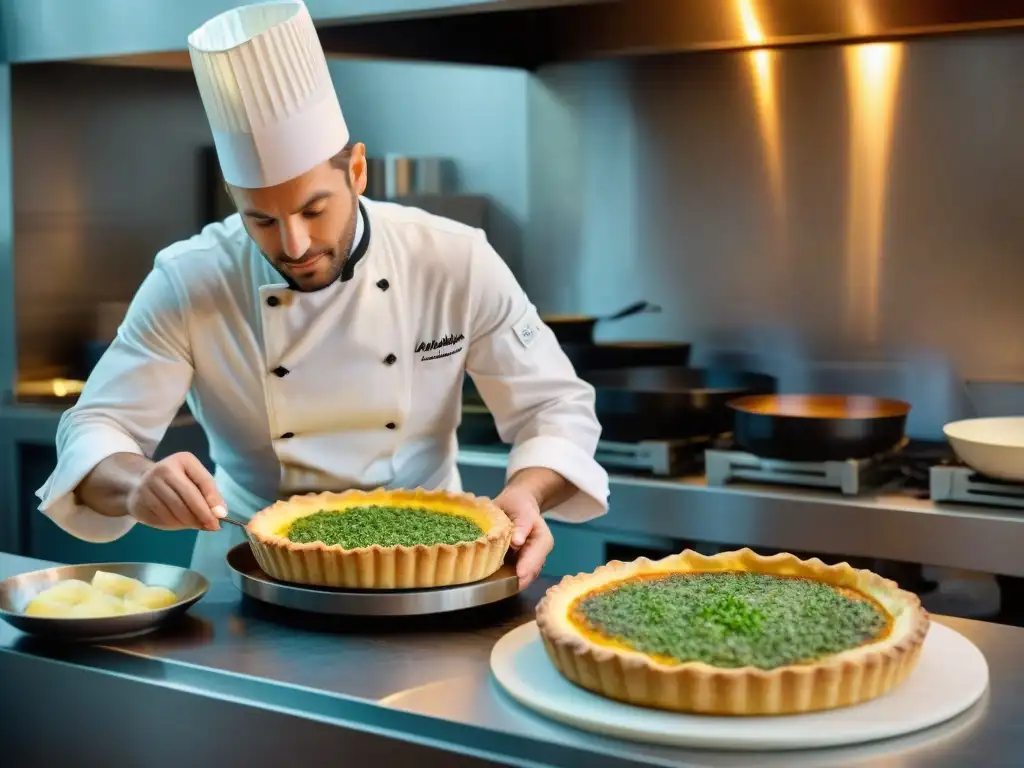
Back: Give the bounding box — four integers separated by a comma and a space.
12, 64, 211, 379
526, 33, 1024, 437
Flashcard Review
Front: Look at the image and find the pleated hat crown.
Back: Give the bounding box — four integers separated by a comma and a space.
188, 0, 349, 188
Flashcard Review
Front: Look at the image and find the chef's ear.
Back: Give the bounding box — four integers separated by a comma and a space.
348, 142, 368, 195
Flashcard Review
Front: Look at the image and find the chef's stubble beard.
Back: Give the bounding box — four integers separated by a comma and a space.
270, 192, 360, 292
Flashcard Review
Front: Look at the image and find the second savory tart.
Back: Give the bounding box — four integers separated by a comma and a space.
535, 548, 930, 715
246, 488, 513, 589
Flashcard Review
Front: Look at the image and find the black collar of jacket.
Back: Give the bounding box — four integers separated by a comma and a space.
339, 199, 371, 283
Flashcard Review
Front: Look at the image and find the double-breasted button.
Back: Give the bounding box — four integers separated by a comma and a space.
272, 366, 289, 377
384, 353, 397, 365
280, 432, 295, 439
386, 422, 397, 430
376, 278, 389, 291
266, 296, 280, 307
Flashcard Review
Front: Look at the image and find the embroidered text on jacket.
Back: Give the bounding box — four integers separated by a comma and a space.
416, 333, 465, 361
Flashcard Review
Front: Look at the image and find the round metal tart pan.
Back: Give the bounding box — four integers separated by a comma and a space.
226, 544, 520, 616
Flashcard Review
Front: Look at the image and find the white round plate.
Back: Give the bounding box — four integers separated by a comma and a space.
490, 621, 989, 751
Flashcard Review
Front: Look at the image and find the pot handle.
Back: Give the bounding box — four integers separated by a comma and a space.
605, 300, 662, 321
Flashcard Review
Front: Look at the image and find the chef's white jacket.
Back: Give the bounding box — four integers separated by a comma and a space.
35, 199, 609, 546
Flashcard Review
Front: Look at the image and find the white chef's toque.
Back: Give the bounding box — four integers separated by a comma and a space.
187, 0, 349, 189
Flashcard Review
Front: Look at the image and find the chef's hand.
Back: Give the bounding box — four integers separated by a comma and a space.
127, 452, 227, 532
493, 484, 555, 590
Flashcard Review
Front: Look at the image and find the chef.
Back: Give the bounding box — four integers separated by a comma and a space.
34, 0, 609, 589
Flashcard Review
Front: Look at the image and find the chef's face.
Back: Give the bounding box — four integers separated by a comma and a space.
229, 143, 367, 292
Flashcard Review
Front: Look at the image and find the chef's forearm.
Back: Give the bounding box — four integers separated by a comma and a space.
504, 467, 576, 513
75, 452, 153, 518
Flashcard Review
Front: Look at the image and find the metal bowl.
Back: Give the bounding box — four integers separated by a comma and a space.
0, 562, 209, 643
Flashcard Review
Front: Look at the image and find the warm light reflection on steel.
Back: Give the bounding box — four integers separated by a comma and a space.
843, 42, 904, 344
739, 1, 786, 242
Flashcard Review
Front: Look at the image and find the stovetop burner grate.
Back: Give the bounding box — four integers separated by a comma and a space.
703, 439, 946, 496
706, 450, 891, 496
594, 436, 719, 477
930, 464, 1024, 509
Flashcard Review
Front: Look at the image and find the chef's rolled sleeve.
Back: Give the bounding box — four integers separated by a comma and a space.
35, 264, 195, 543
464, 233, 609, 523
505, 435, 609, 523
36, 423, 143, 542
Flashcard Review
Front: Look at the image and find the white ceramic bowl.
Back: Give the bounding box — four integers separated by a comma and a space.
943, 417, 1024, 481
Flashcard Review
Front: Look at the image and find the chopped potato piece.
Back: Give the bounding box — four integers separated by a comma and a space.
127, 586, 179, 611
24, 595, 75, 617
92, 570, 145, 598
40, 579, 94, 604
120, 601, 149, 615
68, 594, 126, 618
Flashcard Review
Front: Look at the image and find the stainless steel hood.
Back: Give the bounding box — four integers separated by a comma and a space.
314, 0, 1024, 68
0, 0, 611, 64
543, 0, 1024, 60
6, 0, 1024, 68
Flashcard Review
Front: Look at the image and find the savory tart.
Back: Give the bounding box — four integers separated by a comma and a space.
535, 548, 930, 715
246, 488, 514, 589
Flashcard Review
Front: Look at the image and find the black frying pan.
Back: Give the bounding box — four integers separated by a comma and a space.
542, 300, 660, 344
586, 367, 777, 442
728, 394, 912, 462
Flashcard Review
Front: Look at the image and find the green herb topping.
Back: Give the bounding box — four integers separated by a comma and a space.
286, 506, 483, 549
572, 572, 888, 670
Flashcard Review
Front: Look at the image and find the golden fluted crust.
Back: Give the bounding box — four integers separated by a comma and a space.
246, 488, 513, 589
535, 548, 930, 716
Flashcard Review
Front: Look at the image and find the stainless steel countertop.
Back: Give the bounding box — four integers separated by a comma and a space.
1, 551, 1021, 766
